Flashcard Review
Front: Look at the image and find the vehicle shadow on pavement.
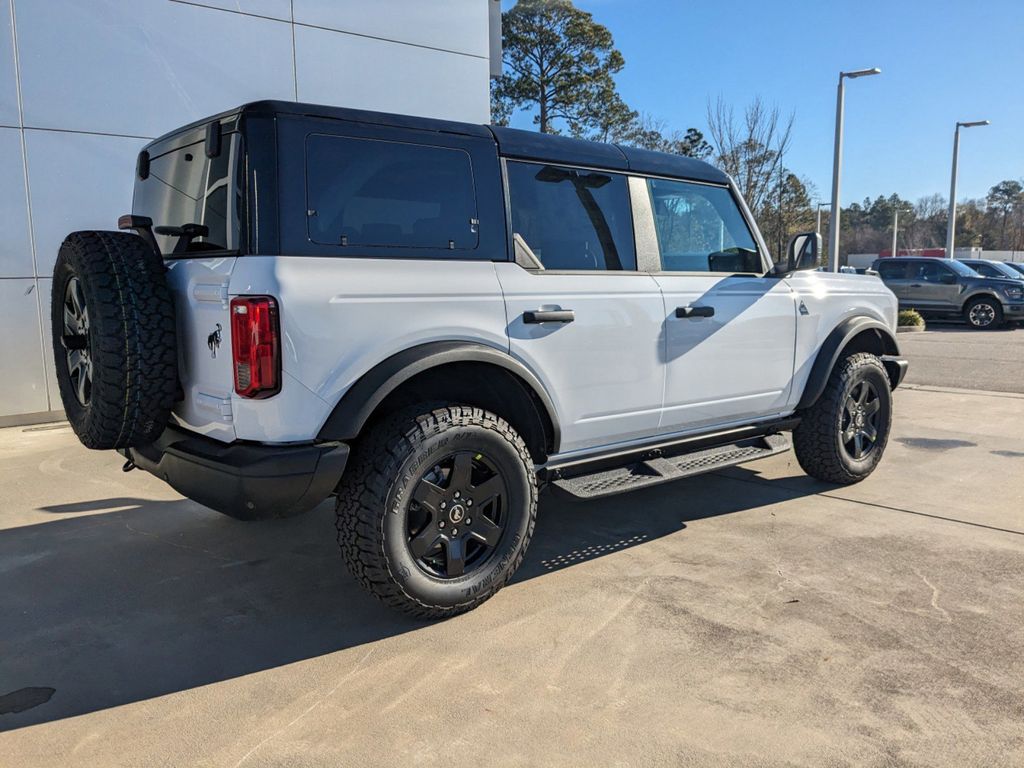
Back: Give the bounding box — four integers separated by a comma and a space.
0, 469, 819, 731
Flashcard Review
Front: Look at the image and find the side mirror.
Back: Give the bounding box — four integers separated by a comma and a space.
774, 232, 821, 276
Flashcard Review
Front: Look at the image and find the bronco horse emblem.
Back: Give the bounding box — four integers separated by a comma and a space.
207, 323, 222, 358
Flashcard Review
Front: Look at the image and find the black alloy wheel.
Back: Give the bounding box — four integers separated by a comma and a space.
407, 451, 508, 579
840, 379, 881, 461
61, 277, 92, 407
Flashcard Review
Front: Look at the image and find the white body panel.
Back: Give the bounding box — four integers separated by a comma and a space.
226, 256, 509, 442
165, 257, 238, 442
653, 274, 798, 431
786, 271, 898, 406
165, 253, 897, 450
494, 263, 665, 453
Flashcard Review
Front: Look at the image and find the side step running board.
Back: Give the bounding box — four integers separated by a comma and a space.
551, 434, 790, 500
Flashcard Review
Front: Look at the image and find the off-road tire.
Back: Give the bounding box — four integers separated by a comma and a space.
51, 231, 177, 449
336, 405, 538, 619
963, 296, 1003, 329
793, 352, 892, 484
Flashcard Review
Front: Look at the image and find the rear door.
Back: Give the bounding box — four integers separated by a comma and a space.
496, 160, 665, 454
875, 259, 911, 304
637, 176, 798, 431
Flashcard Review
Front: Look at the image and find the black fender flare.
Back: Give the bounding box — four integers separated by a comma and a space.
316, 340, 561, 451
796, 317, 903, 410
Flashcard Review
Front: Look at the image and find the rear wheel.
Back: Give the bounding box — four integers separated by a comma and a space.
964, 296, 1003, 329
793, 353, 893, 484
335, 405, 537, 619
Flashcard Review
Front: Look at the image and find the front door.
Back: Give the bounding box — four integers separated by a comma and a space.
497, 160, 665, 454
639, 176, 798, 432
907, 260, 961, 309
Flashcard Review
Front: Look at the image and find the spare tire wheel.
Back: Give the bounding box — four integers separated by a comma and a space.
51, 231, 178, 449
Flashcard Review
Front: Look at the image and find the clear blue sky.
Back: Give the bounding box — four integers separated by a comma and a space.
501, 0, 1024, 206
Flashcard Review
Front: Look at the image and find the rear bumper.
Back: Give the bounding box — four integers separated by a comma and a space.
120, 425, 349, 520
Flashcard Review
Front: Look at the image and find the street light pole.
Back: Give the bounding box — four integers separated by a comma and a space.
828, 67, 881, 272
891, 208, 898, 258
946, 120, 990, 258
816, 202, 831, 235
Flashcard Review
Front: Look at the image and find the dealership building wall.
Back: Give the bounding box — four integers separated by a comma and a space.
0, 0, 497, 426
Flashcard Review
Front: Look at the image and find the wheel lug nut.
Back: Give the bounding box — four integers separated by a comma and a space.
466, 499, 473, 506
451, 528, 458, 536
438, 520, 445, 528
466, 518, 472, 525
440, 501, 446, 509
454, 491, 461, 499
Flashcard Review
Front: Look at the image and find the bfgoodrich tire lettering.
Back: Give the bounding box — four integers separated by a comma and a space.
793, 352, 893, 485
335, 405, 537, 619
51, 231, 177, 449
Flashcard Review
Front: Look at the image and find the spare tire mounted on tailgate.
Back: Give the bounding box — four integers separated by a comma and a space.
51, 231, 177, 449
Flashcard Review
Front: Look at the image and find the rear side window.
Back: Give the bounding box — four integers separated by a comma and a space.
647, 178, 760, 273
506, 161, 636, 271
876, 261, 907, 280
306, 135, 479, 250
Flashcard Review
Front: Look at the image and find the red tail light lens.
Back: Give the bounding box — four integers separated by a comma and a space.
230, 296, 281, 399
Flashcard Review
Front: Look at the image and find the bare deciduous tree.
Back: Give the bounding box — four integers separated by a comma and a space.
705, 96, 794, 217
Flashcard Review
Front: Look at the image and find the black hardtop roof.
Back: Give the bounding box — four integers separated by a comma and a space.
145, 100, 728, 184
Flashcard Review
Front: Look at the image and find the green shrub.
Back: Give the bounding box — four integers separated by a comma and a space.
898, 309, 925, 328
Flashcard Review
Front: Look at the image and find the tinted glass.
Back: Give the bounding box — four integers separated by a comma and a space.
945, 259, 978, 276
647, 178, 761, 273
913, 261, 953, 282
133, 134, 240, 252
506, 161, 636, 270
876, 261, 907, 280
971, 262, 1001, 278
306, 135, 478, 250
1005, 262, 1024, 276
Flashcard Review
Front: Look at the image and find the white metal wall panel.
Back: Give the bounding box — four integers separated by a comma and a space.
295, 24, 490, 123
0, 278, 48, 416
25, 130, 146, 277
294, 0, 489, 57
0, 127, 32, 277
183, 0, 292, 21
14, 0, 295, 137
0, 0, 18, 126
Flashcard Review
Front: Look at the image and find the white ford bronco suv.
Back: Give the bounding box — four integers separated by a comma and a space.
51, 101, 907, 617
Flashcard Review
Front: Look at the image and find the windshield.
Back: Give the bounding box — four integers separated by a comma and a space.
1005, 262, 1024, 276
133, 133, 241, 254
946, 259, 979, 276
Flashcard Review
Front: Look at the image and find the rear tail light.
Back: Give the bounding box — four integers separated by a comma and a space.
230, 296, 281, 399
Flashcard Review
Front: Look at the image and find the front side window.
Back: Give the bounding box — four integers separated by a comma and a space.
647, 178, 761, 273
133, 134, 240, 253
914, 261, 953, 282
306, 135, 479, 250
506, 161, 636, 271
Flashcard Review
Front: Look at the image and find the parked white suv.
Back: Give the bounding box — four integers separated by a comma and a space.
51, 101, 907, 617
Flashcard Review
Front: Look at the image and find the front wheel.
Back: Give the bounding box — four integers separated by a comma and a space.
335, 405, 538, 619
793, 353, 893, 485
964, 296, 1003, 329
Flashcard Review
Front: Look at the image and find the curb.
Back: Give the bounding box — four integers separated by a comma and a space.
897, 325, 926, 333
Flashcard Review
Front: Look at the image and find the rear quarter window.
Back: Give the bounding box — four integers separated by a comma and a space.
305, 134, 479, 251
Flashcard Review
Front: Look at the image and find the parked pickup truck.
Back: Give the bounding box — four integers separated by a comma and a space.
52, 101, 907, 617
873, 255, 1024, 329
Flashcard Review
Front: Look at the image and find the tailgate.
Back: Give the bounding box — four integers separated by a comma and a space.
165, 257, 238, 442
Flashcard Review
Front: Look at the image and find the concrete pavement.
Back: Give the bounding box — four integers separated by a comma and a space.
900, 324, 1024, 394
1, 385, 1023, 766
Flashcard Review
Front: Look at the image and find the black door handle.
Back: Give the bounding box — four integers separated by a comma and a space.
675, 305, 715, 318
910, 283, 923, 288
523, 309, 575, 324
